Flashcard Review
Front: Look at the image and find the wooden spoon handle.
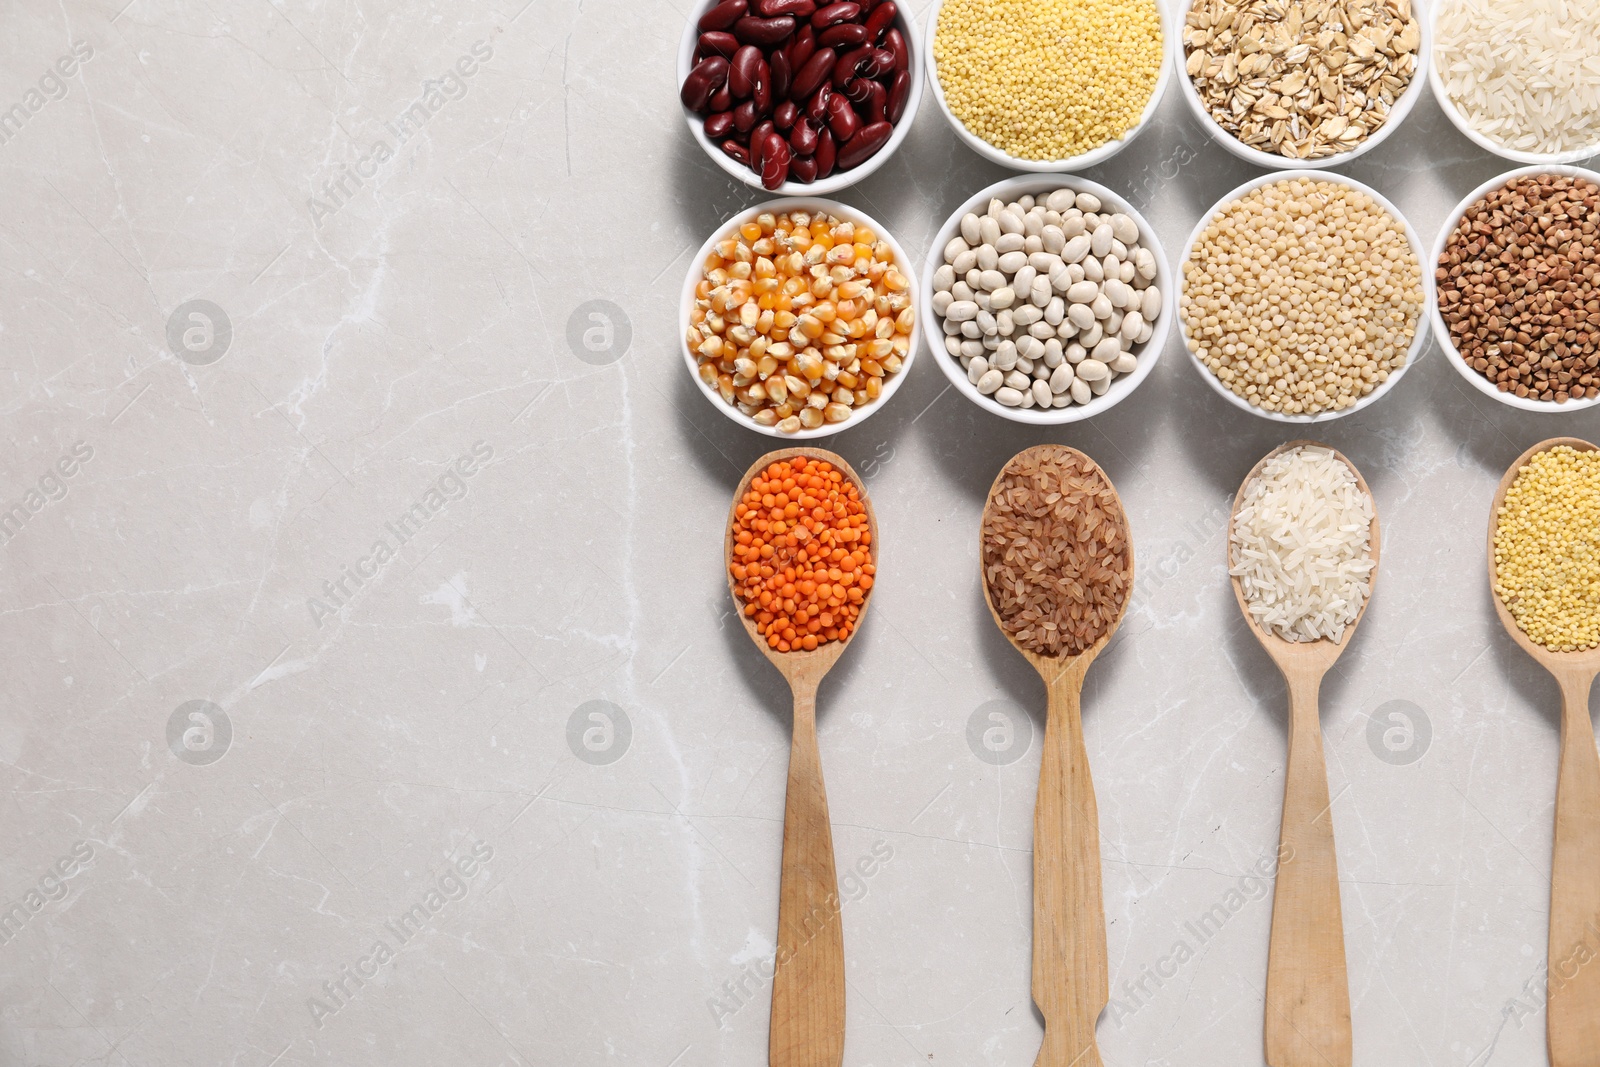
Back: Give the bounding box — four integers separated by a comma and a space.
769, 680, 845, 1067
1265, 669, 1352, 1067
1032, 666, 1106, 1067
1549, 668, 1600, 1067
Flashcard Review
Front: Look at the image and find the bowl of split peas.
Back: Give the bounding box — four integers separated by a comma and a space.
681, 197, 921, 439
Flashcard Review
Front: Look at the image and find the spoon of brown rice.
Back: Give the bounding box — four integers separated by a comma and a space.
980, 444, 1133, 1067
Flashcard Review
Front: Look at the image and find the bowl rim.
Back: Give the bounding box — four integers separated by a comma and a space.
920, 174, 1174, 425
1177, 168, 1434, 424
1427, 0, 1600, 166
676, 0, 926, 196
679, 196, 922, 440
1427, 163, 1600, 412
920, 0, 1172, 172
1168, 0, 1432, 171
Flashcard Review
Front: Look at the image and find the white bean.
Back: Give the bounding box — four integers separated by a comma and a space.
979, 216, 1001, 245
1031, 379, 1053, 407
1043, 338, 1064, 367
1075, 192, 1101, 212
995, 386, 1024, 407
1141, 286, 1162, 320
1109, 352, 1138, 375
1042, 225, 1065, 254
998, 209, 1025, 235
1120, 312, 1144, 342
947, 300, 978, 322
1070, 377, 1092, 404
967, 356, 989, 383
1004, 369, 1030, 390
990, 286, 1015, 310
932, 291, 953, 316
1045, 188, 1075, 212
976, 368, 1004, 394
944, 334, 962, 356
1062, 234, 1092, 264
1076, 357, 1109, 382
995, 232, 1025, 254
1092, 337, 1122, 363
944, 236, 969, 264
1050, 362, 1074, 393
976, 244, 999, 271
960, 213, 982, 245
997, 250, 1027, 274
953, 249, 978, 274
1068, 302, 1096, 329
951, 281, 974, 301
1067, 280, 1099, 304
1110, 213, 1139, 245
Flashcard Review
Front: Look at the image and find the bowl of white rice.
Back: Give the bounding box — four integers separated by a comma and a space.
1430, 0, 1600, 164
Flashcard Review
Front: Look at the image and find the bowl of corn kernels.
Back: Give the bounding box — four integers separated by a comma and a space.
681, 198, 920, 438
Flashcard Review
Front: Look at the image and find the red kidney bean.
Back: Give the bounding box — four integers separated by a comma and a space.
773, 100, 798, 130
733, 16, 795, 45
884, 27, 908, 72
752, 119, 777, 150
826, 92, 860, 142
756, 0, 814, 14
680, 56, 729, 112
837, 120, 890, 169
790, 153, 819, 183
729, 45, 761, 99
751, 61, 772, 113
761, 131, 791, 188
700, 0, 748, 32
886, 68, 910, 123
786, 24, 816, 73
790, 118, 819, 155
790, 47, 835, 101
841, 77, 872, 105
817, 22, 868, 50
864, 79, 887, 124
806, 83, 832, 121
697, 31, 740, 60
856, 48, 893, 79
770, 47, 792, 98
863, 0, 896, 41
815, 128, 837, 177
722, 140, 752, 166
705, 111, 736, 139
709, 84, 733, 112
733, 100, 759, 132
832, 46, 867, 87
811, 2, 859, 28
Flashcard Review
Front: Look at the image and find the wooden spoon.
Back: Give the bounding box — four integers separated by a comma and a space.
979, 444, 1134, 1067
1486, 437, 1600, 1067
725, 445, 878, 1067
1229, 440, 1380, 1067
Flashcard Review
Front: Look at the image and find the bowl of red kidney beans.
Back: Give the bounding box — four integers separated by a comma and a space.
678, 0, 923, 193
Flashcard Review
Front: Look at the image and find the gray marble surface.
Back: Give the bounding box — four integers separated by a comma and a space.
3, 1, 1599, 1065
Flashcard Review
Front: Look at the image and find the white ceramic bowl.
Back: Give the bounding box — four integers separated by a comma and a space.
1428, 164, 1600, 413
681, 197, 921, 439
921, 0, 1171, 172
1170, 0, 1431, 170
1428, 2, 1600, 165
1178, 170, 1433, 423
677, 2, 925, 195
921, 175, 1173, 425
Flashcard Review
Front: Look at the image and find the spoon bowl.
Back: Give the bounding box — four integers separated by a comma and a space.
725, 445, 877, 1067
1229, 440, 1380, 1067
979, 444, 1133, 1067
1485, 437, 1600, 1067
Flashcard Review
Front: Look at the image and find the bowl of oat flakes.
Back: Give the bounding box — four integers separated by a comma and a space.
1171, 0, 1430, 168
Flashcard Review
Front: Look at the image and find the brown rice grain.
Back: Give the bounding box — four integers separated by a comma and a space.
981, 446, 1132, 657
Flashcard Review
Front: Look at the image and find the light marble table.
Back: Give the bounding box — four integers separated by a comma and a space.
3, 1, 1598, 1065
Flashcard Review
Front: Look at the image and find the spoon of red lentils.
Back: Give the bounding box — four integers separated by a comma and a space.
724, 446, 877, 1066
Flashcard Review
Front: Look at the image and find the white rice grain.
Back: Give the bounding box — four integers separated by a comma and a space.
1230, 447, 1376, 643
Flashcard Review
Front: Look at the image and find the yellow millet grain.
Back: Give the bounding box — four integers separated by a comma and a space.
1179, 178, 1423, 415
933, 0, 1163, 161
1493, 446, 1600, 652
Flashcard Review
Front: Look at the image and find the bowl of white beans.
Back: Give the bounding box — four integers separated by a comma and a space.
682, 196, 921, 439
921, 175, 1172, 424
